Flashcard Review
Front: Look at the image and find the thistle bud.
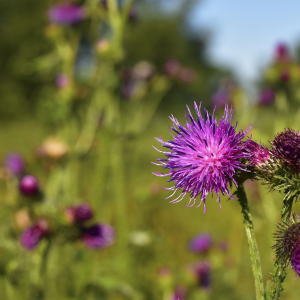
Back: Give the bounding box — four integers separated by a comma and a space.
64, 202, 93, 224
19, 175, 39, 197
20, 219, 49, 250
82, 223, 115, 250
188, 233, 213, 254
273, 215, 300, 276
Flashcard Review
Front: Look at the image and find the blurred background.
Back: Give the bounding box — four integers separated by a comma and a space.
1, 0, 300, 299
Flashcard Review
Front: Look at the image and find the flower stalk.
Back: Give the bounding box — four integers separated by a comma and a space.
270, 197, 294, 300
236, 183, 264, 300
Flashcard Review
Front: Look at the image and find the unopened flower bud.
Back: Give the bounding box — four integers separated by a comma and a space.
19, 175, 39, 196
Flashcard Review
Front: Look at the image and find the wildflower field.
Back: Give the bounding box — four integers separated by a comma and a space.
1, 1, 300, 299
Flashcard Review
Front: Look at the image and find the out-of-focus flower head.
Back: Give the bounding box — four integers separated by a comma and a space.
280, 70, 290, 82
48, 2, 86, 25
168, 285, 187, 300
153, 102, 252, 212
128, 4, 138, 22
157, 265, 171, 278
178, 68, 196, 84
258, 88, 275, 106
164, 58, 181, 77
246, 141, 271, 168
271, 129, 300, 174
212, 79, 238, 109
275, 42, 290, 62
14, 209, 32, 230
96, 39, 110, 53
56, 73, 70, 89
4, 152, 25, 176
133, 61, 155, 81
82, 223, 115, 250
217, 240, 229, 252
273, 215, 300, 276
36, 137, 69, 160
19, 175, 39, 197
212, 89, 231, 108
65, 202, 93, 224
191, 260, 211, 290
189, 233, 213, 254
129, 231, 152, 246
20, 219, 49, 251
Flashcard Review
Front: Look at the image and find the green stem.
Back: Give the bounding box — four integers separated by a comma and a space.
270, 197, 294, 300
236, 184, 264, 300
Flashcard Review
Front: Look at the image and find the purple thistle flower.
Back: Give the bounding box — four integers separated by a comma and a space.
275, 42, 290, 62
19, 175, 39, 196
291, 246, 300, 276
168, 286, 187, 300
65, 202, 93, 224
48, 2, 86, 25
246, 141, 271, 168
192, 260, 211, 290
189, 233, 213, 254
20, 219, 49, 251
271, 129, 300, 173
153, 102, 251, 212
164, 58, 181, 77
4, 152, 25, 176
273, 216, 300, 276
82, 223, 115, 250
178, 68, 196, 84
56, 73, 70, 89
280, 70, 290, 82
258, 88, 275, 106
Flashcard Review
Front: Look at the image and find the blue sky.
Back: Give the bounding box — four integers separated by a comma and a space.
191, 0, 300, 82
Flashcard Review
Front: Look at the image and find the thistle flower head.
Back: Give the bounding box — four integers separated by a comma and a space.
192, 260, 211, 290
258, 88, 275, 106
4, 152, 25, 176
273, 215, 300, 275
188, 233, 213, 254
65, 202, 93, 224
20, 219, 49, 251
271, 129, 300, 173
19, 175, 39, 197
48, 2, 86, 25
82, 223, 115, 250
153, 102, 251, 212
291, 246, 300, 276
246, 141, 271, 168
168, 286, 186, 300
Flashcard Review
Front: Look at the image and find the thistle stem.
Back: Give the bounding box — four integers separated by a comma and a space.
236, 184, 264, 300
270, 197, 294, 300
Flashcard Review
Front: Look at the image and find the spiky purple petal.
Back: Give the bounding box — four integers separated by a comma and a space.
153, 102, 251, 211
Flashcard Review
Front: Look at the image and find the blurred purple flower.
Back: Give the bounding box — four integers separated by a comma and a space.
189, 233, 213, 254
275, 42, 290, 62
4, 152, 25, 176
212, 90, 231, 108
56, 73, 70, 89
65, 202, 93, 224
153, 102, 251, 212
194, 261, 211, 290
178, 68, 196, 84
258, 88, 275, 106
48, 2, 86, 25
164, 58, 180, 77
82, 223, 115, 250
20, 219, 49, 251
168, 286, 187, 300
280, 70, 290, 82
19, 175, 39, 196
